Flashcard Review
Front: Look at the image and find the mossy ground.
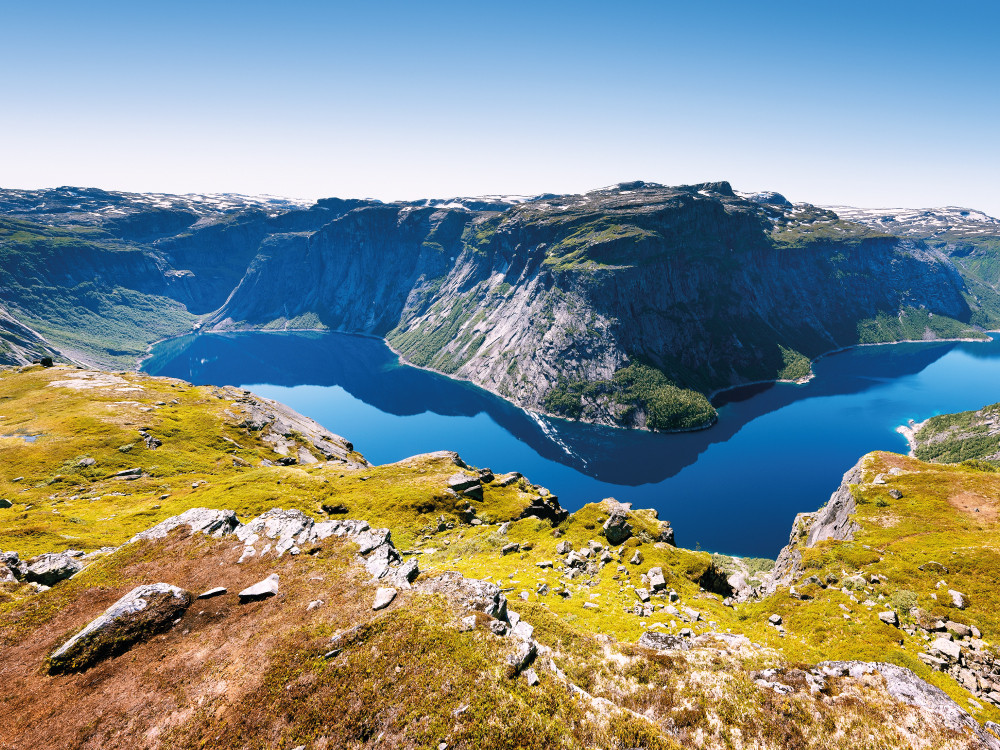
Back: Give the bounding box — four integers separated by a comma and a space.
1, 367, 999, 747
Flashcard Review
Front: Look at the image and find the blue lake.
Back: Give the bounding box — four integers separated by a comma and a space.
143, 332, 1000, 559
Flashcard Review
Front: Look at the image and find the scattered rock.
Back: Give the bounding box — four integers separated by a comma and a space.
635, 587, 650, 602
26, 552, 83, 586
919, 561, 949, 574
523, 668, 540, 686
459, 614, 477, 632
948, 589, 967, 609
307, 599, 325, 612
931, 637, 962, 662
647, 566, 666, 591
945, 621, 971, 638
238, 574, 280, 603
555, 540, 572, 555
131, 508, 241, 543
372, 587, 397, 611
601, 501, 633, 545
48, 583, 191, 674
77, 457, 96, 467
501, 542, 520, 556
769, 614, 783, 626
638, 631, 691, 651
888, 489, 903, 500
629, 550, 642, 565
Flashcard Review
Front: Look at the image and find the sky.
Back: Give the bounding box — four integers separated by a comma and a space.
1, 1, 998, 214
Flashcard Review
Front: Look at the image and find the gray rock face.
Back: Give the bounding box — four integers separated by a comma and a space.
769, 459, 864, 591
647, 566, 666, 591
879, 611, 899, 626
238, 574, 280, 603
26, 552, 83, 586
48, 583, 191, 673
130, 508, 241, 543
420, 571, 509, 622
819, 661, 1000, 750
638, 631, 690, 651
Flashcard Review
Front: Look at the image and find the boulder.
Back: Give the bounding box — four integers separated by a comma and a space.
0, 499, 12, 509
131, 508, 241, 543
931, 637, 962, 662
197, 587, 227, 599
635, 587, 650, 602
948, 589, 967, 609
602, 506, 633, 546
769, 614, 783, 626
555, 541, 572, 555
26, 552, 83, 586
656, 521, 676, 546
506, 638, 537, 677
501, 543, 520, 556
879, 611, 899, 627
523, 668, 540, 686
48, 583, 191, 673
945, 621, 971, 638
238, 574, 280, 603
517, 494, 568, 525
647, 566, 666, 591
372, 587, 397, 611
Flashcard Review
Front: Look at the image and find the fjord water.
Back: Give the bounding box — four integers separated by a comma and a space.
143, 332, 1000, 558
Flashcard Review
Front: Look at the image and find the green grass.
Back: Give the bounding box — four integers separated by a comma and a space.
857, 306, 985, 344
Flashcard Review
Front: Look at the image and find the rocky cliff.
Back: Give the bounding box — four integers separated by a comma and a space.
0, 182, 996, 429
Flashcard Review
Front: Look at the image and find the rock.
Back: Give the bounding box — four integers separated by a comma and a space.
888, 489, 903, 499
769, 614, 783, 626
238, 574, 280, 603
601, 502, 633, 546
26, 552, 83, 586
110, 467, 144, 480
638, 631, 690, 651
919, 561, 949, 574
556, 541, 572, 555
372, 587, 397, 610
656, 521, 676, 546
501, 542, 520, 556
131, 508, 241, 543
506, 638, 536, 676
197, 587, 227, 599
517, 494, 568, 525
635, 587, 650, 602
945, 621, 971, 638
490, 620, 509, 636
523, 668, 540, 686
647, 567, 666, 591
48, 583, 191, 673
459, 614, 477, 631
0, 499, 11, 509
498, 522, 511, 535
681, 607, 701, 622
511, 620, 534, 641
879, 611, 899, 626
948, 589, 967, 609
421, 572, 508, 621
583, 602, 598, 610
494, 472, 521, 488
629, 550, 642, 565
307, 600, 325, 612
321, 502, 349, 515
447, 472, 483, 499
931, 637, 962, 662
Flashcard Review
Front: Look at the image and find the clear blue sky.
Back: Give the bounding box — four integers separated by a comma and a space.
2, 1, 997, 213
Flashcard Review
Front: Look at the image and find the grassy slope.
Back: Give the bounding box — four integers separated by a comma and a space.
0, 219, 194, 367
0, 367, 999, 747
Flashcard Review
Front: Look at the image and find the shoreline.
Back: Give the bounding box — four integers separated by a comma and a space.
139, 326, 997, 436
895, 419, 927, 458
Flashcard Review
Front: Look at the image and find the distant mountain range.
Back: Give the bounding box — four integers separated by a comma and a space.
2, 181, 998, 430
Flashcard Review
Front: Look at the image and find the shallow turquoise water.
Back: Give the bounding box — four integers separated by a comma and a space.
144, 332, 1000, 558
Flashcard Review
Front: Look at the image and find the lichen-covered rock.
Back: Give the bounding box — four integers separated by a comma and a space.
638, 631, 690, 651
130, 508, 241, 543
421, 571, 509, 622
26, 552, 83, 586
48, 583, 191, 674
238, 574, 279, 603
602, 502, 633, 545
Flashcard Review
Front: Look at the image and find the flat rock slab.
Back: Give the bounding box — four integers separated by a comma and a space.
638, 631, 691, 651
238, 574, 279, 603
48, 583, 191, 674
372, 587, 397, 610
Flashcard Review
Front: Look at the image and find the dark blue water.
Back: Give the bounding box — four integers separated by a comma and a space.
143, 332, 1000, 558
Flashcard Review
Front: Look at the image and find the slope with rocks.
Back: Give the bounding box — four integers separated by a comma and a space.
2, 365, 1000, 747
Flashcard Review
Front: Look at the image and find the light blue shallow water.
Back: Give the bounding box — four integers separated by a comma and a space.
144, 332, 1000, 558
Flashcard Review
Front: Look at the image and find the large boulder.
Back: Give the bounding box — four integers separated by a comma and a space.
602, 504, 633, 546
48, 584, 191, 674
26, 552, 83, 586
130, 508, 242, 543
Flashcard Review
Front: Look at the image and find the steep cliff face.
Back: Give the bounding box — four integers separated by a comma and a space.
0, 183, 994, 428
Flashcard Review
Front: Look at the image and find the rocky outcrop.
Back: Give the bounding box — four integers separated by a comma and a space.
47, 583, 192, 674
129, 508, 241, 543
25, 552, 83, 586
769, 459, 864, 591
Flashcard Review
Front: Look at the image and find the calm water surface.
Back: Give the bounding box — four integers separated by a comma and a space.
143, 332, 1000, 558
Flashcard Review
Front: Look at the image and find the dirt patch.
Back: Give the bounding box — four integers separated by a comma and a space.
947, 491, 998, 522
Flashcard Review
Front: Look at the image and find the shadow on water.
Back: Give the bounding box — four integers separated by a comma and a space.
144, 332, 957, 486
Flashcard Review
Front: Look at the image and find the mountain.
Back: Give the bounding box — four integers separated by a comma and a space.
1, 364, 998, 747
1, 182, 998, 430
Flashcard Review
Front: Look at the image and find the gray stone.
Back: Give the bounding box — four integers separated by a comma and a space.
501, 543, 520, 556
769, 614, 783, 626
506, 638, 536, 675
131, 508, 241, 543
555, 541, 572, 555
879, 611, 899, 626
948, 589, 967, 609
888, 489, 903, 500
48, 583, 191, 673
238, 574, 280, 603
682, 607, 701, 622
629, 549, 642, 565
635, 587, 650, 602
26, 552, 83, 586
489, 619, 508, 636
931, 637, 962, 662
420, 572, 508, 621
647, 566, 666, 591
638, 631, 690, 651
372, 587, 397, 610
77, 457, 96, 467
602, 508, 632, 546
511, 620, 534, 641
945, 620, 971, 638
0, 499, 11, 509
523, 667, 540, 686
197, 587, 227, 599
459, 614, 477, 631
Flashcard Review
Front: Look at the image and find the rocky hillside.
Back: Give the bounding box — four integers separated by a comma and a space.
0, 182, 997, 429
1, 364, 1000, 748
906, 403, 1000, 466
